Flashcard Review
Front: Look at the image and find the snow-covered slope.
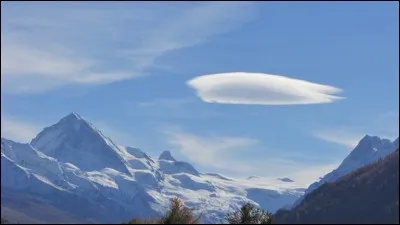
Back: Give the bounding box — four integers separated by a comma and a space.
292, 135, 399, 208
1, 113, 305, 224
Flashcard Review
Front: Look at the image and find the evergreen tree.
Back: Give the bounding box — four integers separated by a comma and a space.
226, 202, 273, 224
126, 198, 201, 224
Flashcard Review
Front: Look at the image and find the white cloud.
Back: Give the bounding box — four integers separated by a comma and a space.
0, 46, 133, 93
187, 72, 344, 105
1, 42, 93, 77
1, 2, 255, 94
162, 126, 258, 170
122, 2, 255, 67
0, 117, 44, 143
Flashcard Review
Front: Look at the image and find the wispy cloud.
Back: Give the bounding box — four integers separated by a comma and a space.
162, 126, 258, 170
0, 117, 44, 143
1, 2, 256, 94
187, 72, 344, 105
161, 125, 341, 185
121, 2, 255, 69
312, 111, 399, 149
311, 129, 363, 148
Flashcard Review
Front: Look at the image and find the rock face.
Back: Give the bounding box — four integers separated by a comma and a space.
158, 150, 176, 161
1, 113, 305, 224
274, 149, 399, 224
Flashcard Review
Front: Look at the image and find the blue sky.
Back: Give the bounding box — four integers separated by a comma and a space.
1, 2, 399, 185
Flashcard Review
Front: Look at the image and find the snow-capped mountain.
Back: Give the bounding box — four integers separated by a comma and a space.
292, 135, 399, 208
30, 112, 131, 174
1, 113, 304, 224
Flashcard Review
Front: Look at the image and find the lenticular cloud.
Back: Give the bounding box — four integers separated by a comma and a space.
187, 72, 344, 105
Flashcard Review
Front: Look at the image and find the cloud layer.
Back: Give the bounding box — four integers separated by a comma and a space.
187, 72, 344, 105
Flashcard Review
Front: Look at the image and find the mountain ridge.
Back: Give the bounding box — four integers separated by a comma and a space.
291, 134, 399, 208
274, 148, 399, 224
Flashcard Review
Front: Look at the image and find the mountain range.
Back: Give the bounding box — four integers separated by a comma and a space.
1, 113, 304, 224
1, 112, 398, 223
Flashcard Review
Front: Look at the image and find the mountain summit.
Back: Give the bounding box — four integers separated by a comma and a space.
30, 112, 130, 173
340, 135, 397, 173
158, 150, 176, 161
